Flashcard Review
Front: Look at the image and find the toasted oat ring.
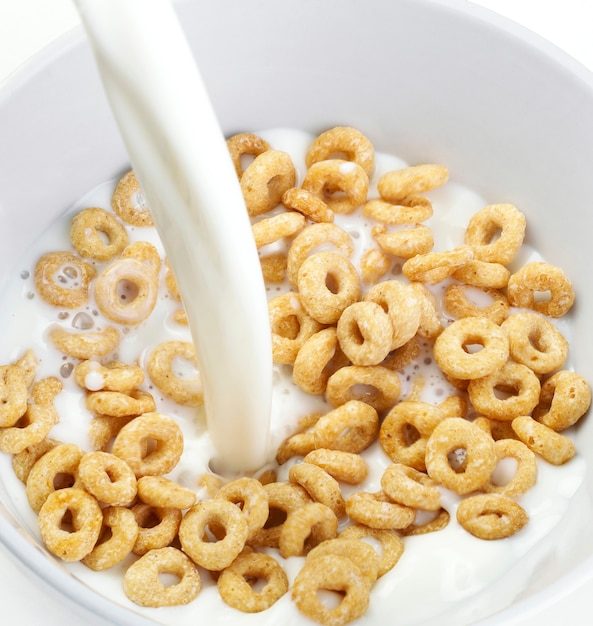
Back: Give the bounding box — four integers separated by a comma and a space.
227, 132, 271, 178
94, 257, 159, 325
48, 325, 120, 359
464, 204, 526, 264
303, 449, 368, 485
444, 284, 509, 325
215, 477, 269, 541
339, 525, 404, 577
381, 463, 441, 511
34, 251, 96, 309
82, 506, 139, 571
70, 207, 128, 261
456, 493, 528, 540
473, 416, 518, 441
360, 247, 392, 285
301, 159, 369, 215
278, 502, 338, 558
0, 365, 28, 427
433, 317, 509, 380
78, 451, 137, 506
377, 164, 449, 201
131, 503, 182, 555
111, 412, 184, 478
345, 490, 416, 529
164, 258, 181, 301
179, 499, 249, 570
112, 170, 154, 226
326, 365, 401, 414
481, 439, 537, 498
452, 260, 510, 289
74, 360, 145, 392
292, 554, 370, 626
382, 339, 421, 373
252, 211, 306, 248
147, 340, 203, 406
512, 415, 576, 465
86, 389, 156, 418
124, 547, 201, 607
13, 349, 39, 387
363, 196, 433, 225
260, 252, 288, 283
307, 538, 380, 587
534, 370, 592, 431
282, 187, 334, 223
425, 417, 497, 494
306, 126, 375, 178
400, 508, 451, 536
408, 282, 443, 339
336, 302, 393, 365
137, 476, 196, 510
313, 400, 379, 454
289, 462, 345, 518
374, 223, 434, 258
0, 403, 59, 454
241, 150, 296, 216
403, 245, 474, 284
120, 241, 161, 275
12, 437, 60, 483
507, 261, 575, 318
89, 414, 135, 451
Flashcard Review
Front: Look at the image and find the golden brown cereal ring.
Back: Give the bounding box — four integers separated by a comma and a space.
78, 451, 137, 506
443, 284, 509, 325
275, 429, 319, 466
345, 490, 416, 529
534, 370, 592, 431
360, 247, 392, 285
48, 325, 120, 359
241, 150, 296, 216
374, 223, 434, 258
216, 477, 269, 541
452, 260, 510, 289
164, 258, 181, 301
260, 252, 288, 283
433, 317, 509, 380
82, 506, 139, 571
112, 412, 183, 477
227, 132, 271, 178
112, 170, 154, 226
303, 449, 368, 485
0, 403, 59, 455
279, 501, 338, 558
507, 261, 575, 318
363, 196, 433, 225
402, 245, 474, 285
464, 204, 526, 264
252, 211, 306, 248
179, 499, 249, 570
302, 159, 369, 215
307, 538, 380, 587
120, 241, 161, 275
339, 525, 404, 577
70, 207, 128, 262
282, 187, 334, 223
147, 340, 203, 406
86, 389, 156, 418
438, 394, 469, 419
456, 493, 528, 540
0, 365, 28, 427
425, 417, 497, 494
74, 360, 145, 392
306, 126, 374, 177
292, 554, 370, 626
89, 414, 135, 451
481, 439, 537, 498
13, 349, 39, 388
382, 337, 421, 371
473, 416, 518, 441
217, 551, 288, 612
378, 164, 449, 202
123, 547, 201, 607
131, 503, 182, 555
400, 508, 451, 537
326, 365, 401, 414
289, 462, 345, 518
11, 438, 60, 483
137, 476, 196, 510
409, 282, 443, 339
313, 400, 379, 454
512, 415, 576, 465
381, 463, 441, 511
34, 251, 96, 309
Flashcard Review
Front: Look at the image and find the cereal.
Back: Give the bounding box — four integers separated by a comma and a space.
226, 132, 271, 178
70, 207, 129, 262
402, 245, 474, 284
288, 462, 346, 518
359, 247, 392, 284
48, 325, 120, 359
373, 223, 435, 258
452, 260, 510, 289
303, 449, 368, 485
252, 211, 306, 248
281, 187, 334, 223
34, 251, 96, 309
89, 414, 135, 451
377, 164, 449, 201
338, 525, 404, 577
112, 170, 154, 226
511, 415, 576, 465
0, 402, 59, 454
345, 490, 416, 530
380, 463, 441, 511
86, 389, 156, 418
456, 493, 528, 540
408, 282, 443, 339
533, 370, 592, 431
131, 503, 182, 555
120, 240, 162, 274
363, 196, 433, 225
137, 475, 197, 510
11, 437, 59, 483
74, 360, 145, 392
78, 451, 137, 506
215, 477, 269, 541
0, 365, 28, 427
481, 439, 537, 499
443, 284, 509, 325
400, 508, 451, 536
260, 252, 288, 282
278, 501, 338, 558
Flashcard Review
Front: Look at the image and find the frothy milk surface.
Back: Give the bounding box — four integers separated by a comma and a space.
0, 129, 585, 626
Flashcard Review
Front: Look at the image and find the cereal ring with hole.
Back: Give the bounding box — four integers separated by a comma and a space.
78, 451, 137, 506
400, 508, 451, 536
112, 170, 154, 226
0, 403, 59, 455
12, 438, 60, 483
408, 282, 443, 339
275, 428, 319, 466
307, 538, 380, 587
456, 493, 528, 540
378, 164, 449, 202
89, 415, 135, 451
452, 260, 510, 289
137, 476, 196, 510
74, 360, 145, 392
289, 462, 345, 518
468, 361, 541, 421
306, 126, 374, 178
363, 196, 433, 225
216, 477, 269, 541
179, 499, 249, 570
374, 224, 434, 258
48, 325, 120, 359
86, 389, 156, 418
507, 261, 575, 318
217, 551, 288, 612
512, 415, 576, 465
38, 487, 103, 561
302, 159, 369, 215
260, 252, 288, 283
345, 491, 416, 529
120, 241, 161, 275
34, 251, 96, 309
70, 207, 129, 262
402, 245, 474, 284
313, 400, 379, 454
241, 150, 296, 216
0, 365, 28, 427
303, 449, 368, 485
131, 503, 182, 555
326, 365, 401, 414
252, 211, 306, 248
473, 416, 518, 441
425, 417, 497, 494
381, 463, 441, 511
124, 547, 201, 607
464, 204, 526, 264
339, 525, 404, 577
111, 412, 183, 478
279, 501, 338, 558
443, 284, 509, 325
533, 370, 592, 431
94, 257, 159, 325
382, 338, 421, 371
227, 132, 270, 178
438, 394, 469, 419
481, 438, 537, 498
282, 187, 334, 223
433, 317, 509, 380
147, 341, 203, 406
360, 247, 392, 285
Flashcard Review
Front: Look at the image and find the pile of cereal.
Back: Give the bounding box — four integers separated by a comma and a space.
0, 126, 590, 626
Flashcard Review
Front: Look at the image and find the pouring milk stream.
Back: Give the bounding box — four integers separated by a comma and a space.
72, 0, 273, 473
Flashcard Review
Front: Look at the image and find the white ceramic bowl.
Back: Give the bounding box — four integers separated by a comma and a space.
1, 1, 593, 624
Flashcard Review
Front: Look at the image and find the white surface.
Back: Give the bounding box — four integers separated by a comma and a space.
0, 0, 593, 624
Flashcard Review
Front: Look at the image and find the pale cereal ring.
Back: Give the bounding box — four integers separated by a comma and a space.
382, 337, 421, 371
13, 349, 40, 388
179, 499, 249, 570
438, 394, 469, 419
400, 508, 451, 537
260, 252, 288, 283
226, 132, 270, 178
507, 261, 575, 318
275, 428, 319, 465
0, 364, 28, 427
443, 284, 509, 325
78, 451, 137, 506
70, 207, 128, 262
292, 554, 369, 626
138, 476, 196, 510
464, 204, 526, 264
452, 260, 510, 289
278, 501, 338, 558
131, 503, 182, 555
147, 340, 203, 406
363, 196, 433, 225
34, 251, 96, 309
512, 415, 576, 465
301, 159, 369, 215
120, 241, 162, 275
165, 258, 181, 301
112, 412, 184, 478
378, 164, 449, 202
123, 547, 201, 607
112, 170, 154, 226
373, 223, 434, 258
402, 245, 474, 285
360, 247, 392, 285
408, 282, 443, 339
425, 417, 497, 494
173, 308, 188, 326
86, 389, 156, 418
481, 438, 537, 498
12, 438, 59, 483
215, 477, 269, 541
252, 211, 306, 248
89, 415, 135, 451
339, 525, 404, 577
456, 493, 528, 540
74, 360, 145, 392
533, 370, 592, 431
326, 365, 401, 414
82, 505, 139, 571
306, 126, 375, 178
289, 462, 345, 518
282, 187, 334, 223
345, 490, 416, 529
303, 449, 368, 485
217, 551, 288, 613
94, 257, 159, 325
313, 400, 379, 454
0, 403, 58, 455
48, 325, 120, 359
381, 463, 441, 511
433, 317, 509, 380
241, 150, 296, 216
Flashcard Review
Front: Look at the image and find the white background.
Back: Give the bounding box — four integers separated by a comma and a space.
1, 1, 592, 624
